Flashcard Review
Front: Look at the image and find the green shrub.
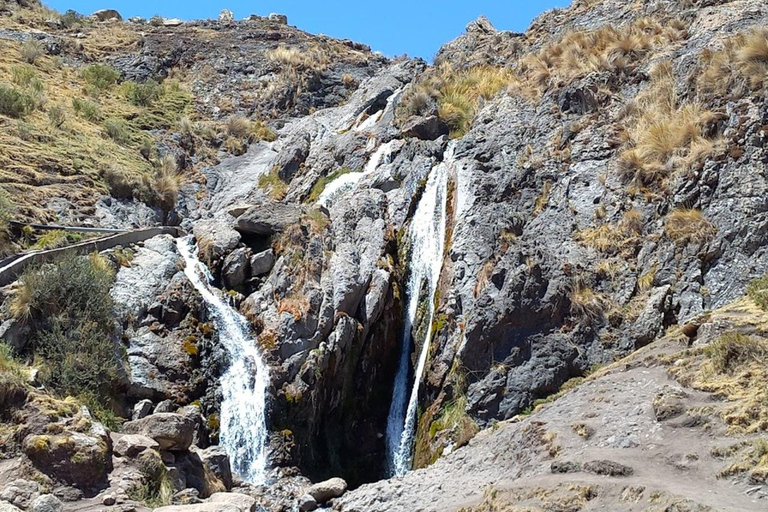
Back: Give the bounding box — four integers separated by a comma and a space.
81, 64, 120, 92
705, 332, 768, 374
123, 80, 161, 107
20, 39, 44, 65
0, 343, 28, 413
102, 165, 148, 199
0, 85, 35, 118
104, 117, 131, 144
12, 254, 119, 400
72, 97, 101, 121
10, 65, 43, 92
47, 104, 65, 128
0, 187, 13, 233
60, 10, 85, 29
748, 273, 768, 310
128, 452, 173, 507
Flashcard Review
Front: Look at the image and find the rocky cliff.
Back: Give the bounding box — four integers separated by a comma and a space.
1, 0, 768, 510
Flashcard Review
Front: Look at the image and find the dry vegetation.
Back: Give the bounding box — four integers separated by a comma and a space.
576, 208, 644, 255
664, 208, 717, 246
697, 28, 768, 100
617, 61, 720, 190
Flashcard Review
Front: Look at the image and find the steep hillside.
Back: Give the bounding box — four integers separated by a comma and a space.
1, 0, 768, 511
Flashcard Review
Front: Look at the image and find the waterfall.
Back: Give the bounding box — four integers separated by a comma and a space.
385, 146, 453, 476
177, 237, 270, 484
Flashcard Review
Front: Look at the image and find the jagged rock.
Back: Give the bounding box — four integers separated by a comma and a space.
268, 13, 288, 25
122, 413, 195, 451
132, 399, 154, 420
154, 400, 176, 414
306, 477, 347, 504
298, 494, 317, 512
193, 220, 241, 266
466, 15, 495, 33
235, 201, 304, 236
173, 489, 201, 505
128, 16, 145, 24
23, 431, 111, 490
200, 447, 233, 491
0, 504, 23, 512
0, 480, 40, 509
91, 9, 122, 22
112, 433, 160, 458
582, 460, 634, 477
29, 494, 63, 512
207, 493, 256, 512
401, 115, 449, 141
250, 249, 275, 277
222, 247, 251, 289
218, 10, 234, 23
0, 319, 31, 353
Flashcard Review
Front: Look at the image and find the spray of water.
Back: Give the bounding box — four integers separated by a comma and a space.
177, 237, 270, 484
385, 148, 452, 476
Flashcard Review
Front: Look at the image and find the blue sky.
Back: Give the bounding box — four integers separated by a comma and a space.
46, 1, 570, 60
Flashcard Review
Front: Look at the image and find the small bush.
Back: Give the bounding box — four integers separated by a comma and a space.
0, 85, 35, 118
60, 9, 85, 29
20, 39, 44, 64
128, 452, 173, 507
10, 65, 43, 92
123, 80, 162, 107
570, 282, 607, 322
104, 117, 131, 144
102, 165, 148, 199
698, 28, 768, 99
0, 187, 13, 235
72, 97, 101, 121
748, 274, 768, 311
0, 344, 28, 412
32, 230, 82, 250
47, 104, 65, 128
267, 45, 330, 71
81, 64, 120, 92
151, 154, 180, 211
705, 333, 768, 374
258, 167, 289, 200
664, 208, 717, 246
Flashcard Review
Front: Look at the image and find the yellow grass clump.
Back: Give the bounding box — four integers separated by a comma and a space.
664, 208, 717, 246
698, 28, 768, 99
575, 208, 644, 255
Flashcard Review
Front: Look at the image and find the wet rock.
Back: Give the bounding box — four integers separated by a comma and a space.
91, 9, 122, 22
268, 13, 288, 25
235, 201, 304, 236
401, 115, 449, 141
207, 493, 255, 512
132, 399, 154, 420
0, 480, 40, 509
193, 220, 241, 266
112, 433, 160, 458
29, 494, 63, 512
250, 249, 275, 277
200, 447, 233, 491
582, 460, 634, 477
23, 431, 111, 490
306, 477, 347, 504
222, 247, 251, 289
653, 386, 689, 422
298, 494, 317, 512
122, 413, 196, 451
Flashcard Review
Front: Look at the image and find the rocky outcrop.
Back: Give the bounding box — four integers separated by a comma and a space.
234, 201, 304, 236
122, 413, 196, 451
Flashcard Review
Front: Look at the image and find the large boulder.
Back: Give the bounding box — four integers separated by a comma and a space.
193, 220, 241, 266
306, 477, 347, 504
122, 413, 195, 451
200, 447, 233, 491
22, 432, 111, 490
0, 480, 40, 509
0, 504, 23, 512
401, 115, 449, 141
235, 201, 304, 236
207, 493, 255, 512
222, 247, 251, 289
250, 249, 275, 277
268, 13, 288, 25
112, 433, 160, 458
29, 494, 63, 512
218, 9, 234, 23
91, 9, 122, 21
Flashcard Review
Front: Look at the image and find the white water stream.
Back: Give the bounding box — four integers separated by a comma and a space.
177, 237, 270, 484
385, 145, 453, 476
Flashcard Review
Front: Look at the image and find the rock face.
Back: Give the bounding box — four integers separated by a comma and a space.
122, 413, 196, 451
234, 201, 304, 235
112, 433, 160, 458
22, 431, 110, 490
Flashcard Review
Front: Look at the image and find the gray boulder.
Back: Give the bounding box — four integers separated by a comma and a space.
218, 9, 234, 23
207, 493, 255, 512
0, 319, 31, 352
132, 399, 153, 420
112, 433, 160, 458
222, 247, 251, 289
0, 504, 23, 512
250, 249, 275, 277
298, 494, 317, 512
193, 219, 241, 265
122, 413, 196, 451
0, 480, 40, 509
154, 399, 176, 414
29, 495, 63, 512
91, 9, 122, 21
306, 477, 347, 504
200, 447, 233, 491
235, 201, 303, 236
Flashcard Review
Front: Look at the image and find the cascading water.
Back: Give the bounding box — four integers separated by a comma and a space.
385, 145, 453, 476
177, 237, 270, 484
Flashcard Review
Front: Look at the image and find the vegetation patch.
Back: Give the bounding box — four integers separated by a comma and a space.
128, 451, 173, 508
664, 208, 717, 246
697, 28, 768, 100
308, 168, 352, 203
575, 209, 644, 255
258, 167, 289, 200
747, 273, 768, 311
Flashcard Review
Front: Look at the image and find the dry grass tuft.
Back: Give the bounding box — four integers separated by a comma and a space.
664, 208, 717, 246
575, 208, 644, 255
698, 28, 768, 99
570, 280, 608, 322
258, 166, 289, 201
267, 45, 331, 72
618, 62, 719, 189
